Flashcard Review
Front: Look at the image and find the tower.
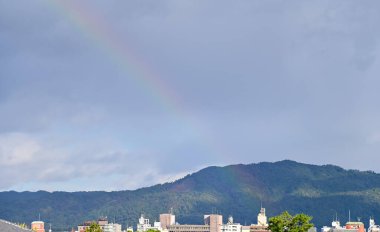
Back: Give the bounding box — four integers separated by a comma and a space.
257, 207, 267, 226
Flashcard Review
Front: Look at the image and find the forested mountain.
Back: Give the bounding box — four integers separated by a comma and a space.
1, 160, 380, 231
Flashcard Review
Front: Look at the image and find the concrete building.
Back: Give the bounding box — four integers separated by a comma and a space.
321, 220, 365, 232
346, 222, 365, 232
368, 219, 380, 232
78, 221, 93, 232
137, 215, 162, 232
137, 215, 152, 232
242, 226, 250, 232
78, 217, 112, 232
103, 223, 122, 232
167, 225, 210, 232
31, 221, 45, 232
250, 208, 269, 232
257, 208, 268, 227
204, 214, 223, 232
221, 216, 241, 232
160, 213, 176, 230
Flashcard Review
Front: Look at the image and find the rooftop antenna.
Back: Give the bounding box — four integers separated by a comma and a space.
39, 213, 41, 221
349, 210, 351, 222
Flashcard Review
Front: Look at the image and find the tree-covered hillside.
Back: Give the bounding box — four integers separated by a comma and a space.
1, 160, 380, 231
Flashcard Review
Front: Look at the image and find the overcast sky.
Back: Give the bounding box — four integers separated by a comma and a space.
1, 0, 380, 191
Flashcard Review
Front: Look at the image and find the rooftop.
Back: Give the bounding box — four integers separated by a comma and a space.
0, 219, 31, 232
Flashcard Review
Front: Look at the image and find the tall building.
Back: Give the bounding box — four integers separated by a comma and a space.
250, 208, 269, 232
160, 213, 176, 230
31, 221, 45, 232
257, 208, 267, 227
204, 214, 223, 232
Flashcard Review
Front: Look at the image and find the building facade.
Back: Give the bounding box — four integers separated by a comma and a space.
168, 225, 210, 232
204, 214, 223, 232
31, 221, 45, 232
160, 213, 176, 230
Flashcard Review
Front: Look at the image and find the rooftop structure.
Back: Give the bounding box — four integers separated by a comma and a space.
0, 219, 32, 232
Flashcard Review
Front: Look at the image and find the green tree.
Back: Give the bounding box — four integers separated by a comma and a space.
146, 229, 159, 232
85, 222, 103, 232
269, 211, 313, 232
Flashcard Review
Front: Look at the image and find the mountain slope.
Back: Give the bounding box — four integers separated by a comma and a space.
1, 160, 380, 231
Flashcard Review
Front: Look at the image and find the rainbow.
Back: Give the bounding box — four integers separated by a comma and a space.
49, 0, 228, 159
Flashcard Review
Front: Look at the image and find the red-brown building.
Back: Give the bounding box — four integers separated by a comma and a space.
31, 221, 45, 232
346, 222, 365, 232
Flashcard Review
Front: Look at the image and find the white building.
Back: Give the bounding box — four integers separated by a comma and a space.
104, 223, 122, 232
368, 219, 380, 232
257, 208, 268, 227
137, 215, 162, 232
221, 216, 242, 232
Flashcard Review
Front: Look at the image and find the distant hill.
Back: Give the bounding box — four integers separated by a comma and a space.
1, 160, 380, 231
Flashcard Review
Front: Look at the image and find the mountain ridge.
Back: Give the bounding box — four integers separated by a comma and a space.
1, 160, 380, 231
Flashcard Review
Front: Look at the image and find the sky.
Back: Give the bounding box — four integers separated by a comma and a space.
1, 0, 380, 191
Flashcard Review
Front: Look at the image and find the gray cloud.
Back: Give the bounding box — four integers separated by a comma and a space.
1, 0, 380, 191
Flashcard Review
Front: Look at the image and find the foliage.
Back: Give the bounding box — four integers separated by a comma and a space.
85, 222, 103, 232
2, 160, 380, 230
146, 229, 159, 232
269, 211, 313, 232
16, 223, 27, 229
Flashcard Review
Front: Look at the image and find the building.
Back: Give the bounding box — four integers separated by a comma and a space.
167, 225, 210, 232
221, 216, 242, 232
368, 219, 380, 232
250, 208, 269, 232
160, 213, 176, 230
137, 215, 151, 232
31, 221, 45, 232
257, 208, 268, 227
346, 222, 365, 232
321, 220, 365, 232
78, 221, 94, 232
242, 226, 251, 232
204, 214, 223, 232
78, 217, 111, 232
137, 214, 162, 232
103, 223, 122, 232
